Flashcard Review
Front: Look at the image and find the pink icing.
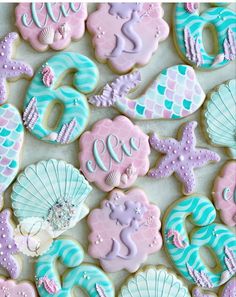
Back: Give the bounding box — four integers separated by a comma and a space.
23, 97, 39, 130
88, 188, 162, 272
167, 229, 187, 249
212, 161, 236, 227
184, 3, 199, 14
187, 263, 213, 288
15, 3, 87, 51
78, 116, 150, 192
41, 65, 54, 87
221, 277, 236, 297
38, 276, 59, 294
0, 278, 37, 297
87, 3, 169, 73
184, 28, 203, 67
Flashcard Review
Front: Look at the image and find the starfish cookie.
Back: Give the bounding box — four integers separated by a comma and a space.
0, 32, 33, 104
148, 121, 220, 194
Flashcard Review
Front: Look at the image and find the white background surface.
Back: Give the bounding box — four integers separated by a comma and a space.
0, 2, 236, 296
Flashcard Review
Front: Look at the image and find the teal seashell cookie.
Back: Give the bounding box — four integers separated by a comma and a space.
11, 159, 92, 237
118, 265, 191, 297
203, 79, 236, 159
0, 104, 24, 209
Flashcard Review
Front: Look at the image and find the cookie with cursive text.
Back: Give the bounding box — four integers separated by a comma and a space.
15, 3, 87, 51
87, 3, 169, 73
88, 188, 162, 273
78, 115, 150, 192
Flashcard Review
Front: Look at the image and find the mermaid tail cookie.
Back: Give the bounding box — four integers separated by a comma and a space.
89, 65, 205, 120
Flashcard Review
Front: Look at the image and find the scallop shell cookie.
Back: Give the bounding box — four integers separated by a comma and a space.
203, 79, 236, 158
0, 104, 24, 209
118, 266, 191, 297
88, 188, 162, 273
0, 278, 37, 297
11, 159, 92, 238
78, 116, 150, 192
212, 161, 236, 227
87, 3, 169, 73
15, 3, 87, 51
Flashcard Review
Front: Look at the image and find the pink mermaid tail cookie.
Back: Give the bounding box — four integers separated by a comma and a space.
88, 188, 162, 273
212, 161, 236, 227
87, 3, 169, 73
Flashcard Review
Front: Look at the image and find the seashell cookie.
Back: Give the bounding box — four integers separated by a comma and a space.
203, 79, 236, 159
212, 161, 236, 227
118, 266, 191, 297
11, 159, 92, 238
88, 188, 162, 273
15, 3, 87, 51
0, 104, 24, 210
78, 116, 150, 192
0, 277, 37, 297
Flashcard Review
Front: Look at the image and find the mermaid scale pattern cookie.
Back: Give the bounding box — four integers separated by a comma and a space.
0, 278, 37, 297
0, 104, 24, 208
87, 3, 169, 73
15, 3, 87, 51
118, 266, 191, 297
88, 189, 162, 273
203, 79, 236, 158
90, 65, 205, 120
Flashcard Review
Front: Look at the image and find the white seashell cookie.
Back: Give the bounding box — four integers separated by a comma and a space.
118, 265, 191, 297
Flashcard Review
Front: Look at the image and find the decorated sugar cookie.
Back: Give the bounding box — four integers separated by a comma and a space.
15, 3, 87, 52
118, 266, 190, 297
192, 287, 217, 297
203, 79, 236, 158
35, 238, 114, 297
23, 52, 99, 144
0, 277, 37, 297
174, 3, 236, 70
0, 104, 24, 209
78, 116, 150, 192
89, 65, 205, 120
11, 159, 92, 238
212, 161, 236, 227
88, 188, 162, 273
163, 195, 236, 288
0, 209, 21, 279
87, 3, 169, 73
148, 121, 220, 194
219, 277, 236, 297
0, 32, 33, 104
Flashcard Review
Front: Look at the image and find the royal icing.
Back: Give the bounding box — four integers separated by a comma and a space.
0, 104, 24, 209
220, 277, 236, 297
174, 3, 236, 69
35, 238, 114, 297
88, 188, 162, 273
23, 52, 99, 144
79, 116, 150, 192
192, 287, 217, 297
0, 32, 33, 104
87, 3, 169, 73
0, 278, 37, 297
212, 161, 236, 227
203, 79, 236, 158
148, 121, 220, 194
118, 266, 191, 297
15, 3, 87, 51
89, 65, 205, 120
0, 209, 20, 279
11, 159, 92, 238
163, 195, 236, 288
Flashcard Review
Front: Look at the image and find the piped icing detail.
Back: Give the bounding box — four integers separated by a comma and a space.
148, 121, 220, 194
41, 64, 54, 87
37, 276, 59, 294
0, 32, 33, 104
89, 65, 205, 120
23, 97, 39, 130
166, 229, 187, 249
184, 3, 199, 14
0, 278, 37, 297
0, 209, 20, 279
88, 189, 162, 273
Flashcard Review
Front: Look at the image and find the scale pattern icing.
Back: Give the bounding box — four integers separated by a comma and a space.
89, 65, 205, 120
163, 195, 236, 288
35, 239, 114, 297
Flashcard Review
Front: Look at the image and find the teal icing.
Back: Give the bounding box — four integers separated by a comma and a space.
24, 52, 99, 144
35, 239, 114, 297
93, 140, 109, 172
223, 187, 231, 200
30, 3, 47, 28
130, 137, 140, 151
163, 196, 236, 288
107, 135, 121, 163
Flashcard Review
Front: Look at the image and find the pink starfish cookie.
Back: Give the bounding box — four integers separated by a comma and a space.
0, 32, 33, 104
148, 121, 220, 194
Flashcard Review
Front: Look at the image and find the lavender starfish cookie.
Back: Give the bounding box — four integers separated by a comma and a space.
0, 209, 20, 279
0, 32, 33, 104
148, 121, 220, 194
